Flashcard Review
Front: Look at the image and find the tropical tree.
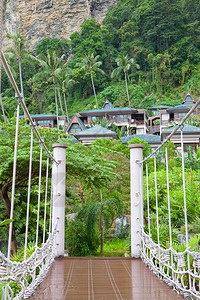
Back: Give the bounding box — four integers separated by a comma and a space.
0, 52, 18, 122
76, 53, 105, 109
111, 54, 140, 108
30, 49, 65, 129
55, 67, 75, 124
6, 32, 29, 99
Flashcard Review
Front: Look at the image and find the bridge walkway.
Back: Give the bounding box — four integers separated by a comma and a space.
30, 258, 183, 300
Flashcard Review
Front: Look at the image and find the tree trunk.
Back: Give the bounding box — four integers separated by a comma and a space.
166, 38, 168, 50
0, 92, 6, 123
90, 70, 98, 109
0, 185, 17, 255
58, 89, 64, 115
19, 58, 24, 97
53, 75, 59, 130
124, 71, 131, 108
63, 92, 69, 124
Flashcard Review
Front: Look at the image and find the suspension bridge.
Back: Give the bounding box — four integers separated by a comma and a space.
0, 16, 200, 300
0, 50, 200, 299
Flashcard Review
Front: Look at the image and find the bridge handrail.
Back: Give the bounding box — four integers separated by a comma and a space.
0, 219, 59, 299
139, 228, 200, 299
130, 95, 200, 299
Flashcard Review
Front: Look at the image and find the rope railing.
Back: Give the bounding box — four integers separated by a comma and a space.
0, 219, 59, 300
137, 99, 200, 299
0, 116, 58, 298
139, 231, 200, 299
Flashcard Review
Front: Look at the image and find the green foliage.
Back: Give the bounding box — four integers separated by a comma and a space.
11, 243, 35, 262
0, 120, 119, 253
100, 84, 127, 107
94, 138, 129, 157
128, 137, 151, 158
65, 141, 118, 189
65, 188, 125, 256
0, 219, 13, 226
145, 222, 178, 248
186, 114, 200, 127
65, 204, 100, 256
6, 31, 29, 59
172, 235, 200, 253
96, 238, 130, 257
1, 1, 200, 118
185, 146, 200, 170
144, 167, 200, 236
114, 223, 130, 240
36, 38, 69, 56
70, 19, 106, 60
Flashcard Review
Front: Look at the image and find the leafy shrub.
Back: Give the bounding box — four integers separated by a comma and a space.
65, 204, 100, 256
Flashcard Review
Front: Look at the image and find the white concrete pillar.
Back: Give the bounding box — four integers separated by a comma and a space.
128, 144, 144, 258
52, 143, 68, 257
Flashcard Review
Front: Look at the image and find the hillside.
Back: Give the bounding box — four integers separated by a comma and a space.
1, 0, 200, 120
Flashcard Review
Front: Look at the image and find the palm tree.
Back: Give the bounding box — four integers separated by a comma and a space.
7, 32, 28, 99
30, 50, 65, 129
55, 67, 75, 124
0, 53, 18, 122
77, 53, 104, 109
111, 54, 140, 108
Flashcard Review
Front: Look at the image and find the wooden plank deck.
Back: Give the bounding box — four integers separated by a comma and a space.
30, 258, 183, 300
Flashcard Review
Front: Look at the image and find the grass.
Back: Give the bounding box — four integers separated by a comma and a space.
94, 238, 130, 257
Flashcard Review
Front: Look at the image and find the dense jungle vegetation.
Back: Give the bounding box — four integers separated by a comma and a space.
1, 0, 200, 120
0, 119, 200, 257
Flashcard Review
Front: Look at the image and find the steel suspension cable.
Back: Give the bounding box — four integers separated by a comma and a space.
7, 100, 20, 260
165, 145, 174, 274
180, 126, 189, 248
146, 163, 151, 235
35, 145, 43, 248
49, 169, 54, 234
154, 155, 160, 246
180, 126, 192, 289
24, 129, 34, 261
43, 157, 49, 244
165, 146, 172, 249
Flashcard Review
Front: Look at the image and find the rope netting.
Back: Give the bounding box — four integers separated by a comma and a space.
0, 54, 59, 299
138, 98, 200, 299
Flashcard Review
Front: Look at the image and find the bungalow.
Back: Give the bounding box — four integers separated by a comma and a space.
65, 100, 149, 135
148, 105, 171, 135
20, 114, 67, 129
160, 92, 200, 132
73, 125, 119, 145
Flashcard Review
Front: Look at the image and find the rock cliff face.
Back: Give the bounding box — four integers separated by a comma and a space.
3, 0, 117, 49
